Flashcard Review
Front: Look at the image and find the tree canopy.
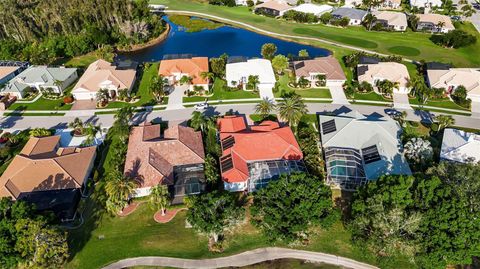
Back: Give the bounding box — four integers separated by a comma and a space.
250, 172, 333, 243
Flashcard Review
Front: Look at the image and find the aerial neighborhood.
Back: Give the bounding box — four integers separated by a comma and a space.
0, 0, 479, 268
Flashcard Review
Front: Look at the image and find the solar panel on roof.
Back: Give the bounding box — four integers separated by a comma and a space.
321, 120, 337, 135
220, 155, 234, 172
221, 135, 235, 151
362, 145, 381, 164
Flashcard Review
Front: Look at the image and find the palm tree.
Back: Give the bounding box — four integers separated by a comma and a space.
297, 76, 310, 88
190, 111, 208, 132
364, 13, 377, 31
247, 75, 260, 91
393, 111, 408, 127
255, 97, 276, 119
315, 74, 327, 87
69, 117, 85, 136
277, 93, 308, 130
96, 88, 109, 105
179, 75, 193, 86
82, 123, 101, 146
149, 184, 170, 216
435, 21, 445, 32
150, 75, 168, 102
114, 107, 135, 126
200, 71, 214, 83
29, 128, 51, 138
105, 170, 137, 214
434, 115, 455, 132
118, 89, 129, 101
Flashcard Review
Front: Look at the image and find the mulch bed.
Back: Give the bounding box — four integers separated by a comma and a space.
117, 201, 143, 217
153, 208, 187, 224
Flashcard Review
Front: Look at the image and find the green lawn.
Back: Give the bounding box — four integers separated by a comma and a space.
183, 79, 259, 103
409, 97, 470, 111
151, 0, 480, 67
64, 53, 100, 68
275, 75, 332, 99
169, 14, 223, 32
353, 92, 392, 102
8, 85, 75, 111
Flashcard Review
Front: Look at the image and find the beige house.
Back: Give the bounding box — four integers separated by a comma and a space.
357, 62, 411, 94
0, 136, 96, 219
255, 0, 293, 17
159, 57, 210, 92
372, 11, 408, 31
426, 68, 480, 102
380, 0, 401, 9
72, 59, 137, 100
292, 56, 347, 87
416, 14, 455, 33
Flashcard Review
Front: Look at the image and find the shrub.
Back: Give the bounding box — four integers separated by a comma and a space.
63, 96, 74, 104
430, 30, 477, 48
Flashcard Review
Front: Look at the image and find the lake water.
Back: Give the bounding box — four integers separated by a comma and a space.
118, 17, 330, 62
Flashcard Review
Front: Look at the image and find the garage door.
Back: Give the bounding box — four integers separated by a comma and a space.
73, 92, 95, 100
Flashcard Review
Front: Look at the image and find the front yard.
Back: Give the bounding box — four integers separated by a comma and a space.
8, 85, 76, 111
274, 75, 332, 99
409, 97, 470, 111
183, 79, 259, 103
352, 92, 392, 103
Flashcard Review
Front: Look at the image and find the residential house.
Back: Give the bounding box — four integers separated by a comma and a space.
0, 63, 27, 86
0, 136, 96, 220
380, 0, 401, 9
226, 58, 276, 97
331, 7, 368, 25
319, 110, 411, 190
1, 66, 78, 99
255, 0, 293, 17
292, 56, 347, 87
416, 14, 455, 33
426, 67, 480, 102
235, 0, 261, 5
410, 0, 442, 8
344, 0, 362, 7
217, 115, 306, 192
372, 11, 408, 31
159, 57, 209, 92
124, 122, 206, 204
440, 128, 480, 163
72, 59, 136, 100
357, 62, 411, 94
292, 4, 333, 16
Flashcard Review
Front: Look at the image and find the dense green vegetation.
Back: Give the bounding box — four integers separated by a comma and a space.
169, 15, 223, 32
0, 0, 164, 64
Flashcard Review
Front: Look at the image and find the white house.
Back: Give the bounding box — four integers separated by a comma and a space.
292, 4, 334, 16
440, 128, 480, 163
0, 66, 78, 99
426, 67, 480, 102
71, 59, 136, 100
357, 62, 411, 94
410, 0, 442, 8
372, 11, 408, 31
226, 59, 276, 99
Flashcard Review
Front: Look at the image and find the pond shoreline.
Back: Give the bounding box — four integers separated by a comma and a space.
117, 23, 171, 53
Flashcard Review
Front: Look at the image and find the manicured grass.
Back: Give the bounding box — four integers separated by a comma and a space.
409, 97, 470, 111
8, 98, 72, 111
275, 75, 332, 99
387, 46, 421, 56
183, 79, 259, 103
152, 0, 480, 67
353, 92, 392, 102
64, 53, 100, 68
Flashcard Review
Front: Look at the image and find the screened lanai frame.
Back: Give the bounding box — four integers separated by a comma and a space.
247, 160, 307, 192
324, 147, 367, 190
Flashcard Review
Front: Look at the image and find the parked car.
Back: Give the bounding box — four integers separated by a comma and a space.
384, 108, 402, 117
194, 103, 208, 111
451, 15, 461, 21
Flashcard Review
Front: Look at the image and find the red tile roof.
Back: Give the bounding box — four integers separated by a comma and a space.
159, 57, 209, 85
124, 123, 205, 188
218, 116, 303, 183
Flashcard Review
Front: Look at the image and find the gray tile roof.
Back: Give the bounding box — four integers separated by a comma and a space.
319, 110, 411, 180
331, 7, 368, 21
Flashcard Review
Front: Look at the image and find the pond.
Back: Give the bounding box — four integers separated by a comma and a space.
117, 16, 330, 62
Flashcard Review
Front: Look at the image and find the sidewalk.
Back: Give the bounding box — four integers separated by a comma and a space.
102, 247, 379, 269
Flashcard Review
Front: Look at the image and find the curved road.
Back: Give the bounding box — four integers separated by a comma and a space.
102, 247, 378, 269
164, 10, 413, 63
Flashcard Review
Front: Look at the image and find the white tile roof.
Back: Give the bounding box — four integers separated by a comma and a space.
441, 128, 480, 163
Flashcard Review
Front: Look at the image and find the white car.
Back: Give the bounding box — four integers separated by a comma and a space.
194, 103, 208, 111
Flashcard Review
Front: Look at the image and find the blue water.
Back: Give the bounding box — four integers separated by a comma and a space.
118, 17, 330, 62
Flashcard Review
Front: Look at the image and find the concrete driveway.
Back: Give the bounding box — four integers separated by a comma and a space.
393, 93, 412, 110
328, 85, 349, 104
471, 101, 480, 117
166, 85, 186, 110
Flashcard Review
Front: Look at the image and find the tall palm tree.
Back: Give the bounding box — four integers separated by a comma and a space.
96, 88, 109, 105
435, 21, 445, 32
69, 117, 85, 136
364, 14, 377, 31
190, 111, 208, 132
255, 97, 276, 119
200, 71, 214, 83
434, 115, 455, 132
149, 184, 170, 216
247, 75, 260, 91
277, 94, 308, 130
105, 170, 137, 214
179, 75, 193, 86
150, 75, 168, 102
82, 123, 101, 146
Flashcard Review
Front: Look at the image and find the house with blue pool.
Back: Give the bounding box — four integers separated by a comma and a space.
319, 110, 411, 191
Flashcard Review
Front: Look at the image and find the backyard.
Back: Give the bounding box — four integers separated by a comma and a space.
151, 0, 480, 67
183, 79, 259, 103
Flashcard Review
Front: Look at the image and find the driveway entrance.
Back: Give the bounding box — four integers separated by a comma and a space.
393, 93, 412, 110
166, 85, 186, 110
71, 100, 96, 110
329, 85, 349, 104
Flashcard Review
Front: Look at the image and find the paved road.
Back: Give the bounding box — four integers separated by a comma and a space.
101, 247, 378, 269
163, 10, 414, 63
2, 103, 479, 132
